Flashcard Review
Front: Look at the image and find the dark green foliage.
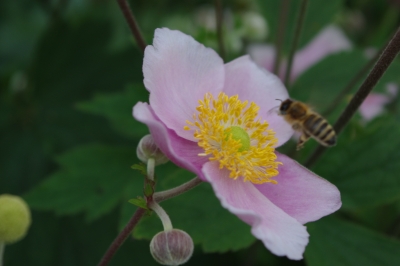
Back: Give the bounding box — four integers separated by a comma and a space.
306, 216, 400, 266
24, 145, 138, 222
3, 0, 400, 265
313, 116, 400, 209
258, 0, 343, 52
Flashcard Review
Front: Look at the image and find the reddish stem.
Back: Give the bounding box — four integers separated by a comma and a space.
97, 207, 146, 266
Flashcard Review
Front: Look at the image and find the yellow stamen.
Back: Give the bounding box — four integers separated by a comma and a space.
185, 92, 281, 184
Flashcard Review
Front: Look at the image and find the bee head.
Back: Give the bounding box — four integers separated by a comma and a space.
278, 99, 293, 115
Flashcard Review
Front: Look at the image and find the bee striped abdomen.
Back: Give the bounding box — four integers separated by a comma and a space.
304, 114, 336, 147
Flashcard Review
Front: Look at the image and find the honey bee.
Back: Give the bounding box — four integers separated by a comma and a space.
278, 99, 336, 150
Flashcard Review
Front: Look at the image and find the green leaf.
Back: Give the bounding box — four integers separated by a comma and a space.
24, 144, 142, 222
144, 182, 154, 197
124, 163, 256, 253
313, 116, 400, 209
27, 19, 144, 153
291, 50, 368, 113
374, 59, 400, 93
131, 163, 147, 175
305, 216, 400, 266
77, 84, 149, 139
128, 197, 148, 210
258, 0, 343, 52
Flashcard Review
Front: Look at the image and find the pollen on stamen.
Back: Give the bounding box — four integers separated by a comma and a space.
184, 92, 281, 184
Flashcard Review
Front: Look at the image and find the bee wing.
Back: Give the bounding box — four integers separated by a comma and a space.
267, 105, 280, 115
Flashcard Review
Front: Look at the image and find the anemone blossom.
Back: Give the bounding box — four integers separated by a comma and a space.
133, 28, 341, 260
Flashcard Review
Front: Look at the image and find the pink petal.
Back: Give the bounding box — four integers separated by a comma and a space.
203, 161, 309, 260
133, 102, 208, 179
359, 93, 390, 122
256, 153, 341, 224
223, 56, 294, 146
247, 44, 276, 72
291, 25, 352, 80
144, 28, 225, 141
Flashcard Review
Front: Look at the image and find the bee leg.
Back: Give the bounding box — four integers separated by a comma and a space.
292, 124, 302, 131
297, 131, 310, 150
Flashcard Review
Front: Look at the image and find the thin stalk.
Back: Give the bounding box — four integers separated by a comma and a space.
0, 242, 4, 266
215, 0, 225, 61
273, 0, 290, 75
97, 177, 202, 265
148, 201, 173, 231
322, 49, 382, 117
154, 177, 202, 203
147, 158, 155, 181
305, 27, 400, 168
116, 0, 147, 53
284, 0, 308, 88
98, 207, 146, 266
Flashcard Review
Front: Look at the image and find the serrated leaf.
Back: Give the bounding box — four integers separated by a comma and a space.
121, 163, 256, 253
305, 216, 400, 266
312, 116, 400, 209
77, 84, 149, 139
1, 18, 144, 193
24, 144, 143, 222
26, 19, 144, 154
128, 198, 148, 209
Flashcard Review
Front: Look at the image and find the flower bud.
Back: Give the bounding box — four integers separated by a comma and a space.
137, 135, 168, 166
0, 194, 31, 244
240, 11, 268, 41
150, 229, 194, 265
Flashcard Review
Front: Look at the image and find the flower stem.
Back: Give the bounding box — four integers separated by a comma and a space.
147, 158, 155, 181
115, 0, 147, 53
284, 0, 308, 88
97, 207, 146, 266
305, 27, 400, 168
322, 48, 382, 117
154, 176, 202, 203
273, 0, 290, 76
148, 201, 173, 231
215, 0, 225, 61
97, 177, 201, 265
0, 242, 4, 266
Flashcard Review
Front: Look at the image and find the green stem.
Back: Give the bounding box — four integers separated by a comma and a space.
322, 49, 382, 117
148, 201, 173, 231
215, 0, 225, 61
154, 177, 202, 203
97, 176, 202, 265
0, 242, 4, 266
273, 0, 290, 75
147, 158, 155, 181
284, 0, 308, 88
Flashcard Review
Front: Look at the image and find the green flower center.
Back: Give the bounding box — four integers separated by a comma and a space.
224, 126, 251, 152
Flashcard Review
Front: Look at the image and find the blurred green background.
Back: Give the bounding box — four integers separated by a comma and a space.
1, 0, 400, 265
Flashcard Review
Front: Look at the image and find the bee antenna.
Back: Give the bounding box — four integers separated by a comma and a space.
275, 99, 283, 102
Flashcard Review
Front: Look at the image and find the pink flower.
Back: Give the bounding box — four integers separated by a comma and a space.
248, 25, 352, 82
133, 28, 341, 260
